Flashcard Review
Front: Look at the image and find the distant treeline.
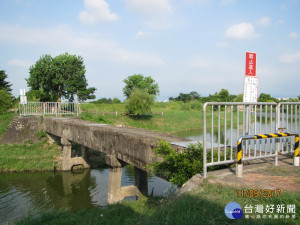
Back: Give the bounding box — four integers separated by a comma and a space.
91, 97, 121, 104
90, 89, 299, 105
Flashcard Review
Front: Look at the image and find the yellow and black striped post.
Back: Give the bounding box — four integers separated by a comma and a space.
236, 132, 299, 177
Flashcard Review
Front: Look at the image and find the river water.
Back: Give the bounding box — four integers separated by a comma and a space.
0, 166, 174, 224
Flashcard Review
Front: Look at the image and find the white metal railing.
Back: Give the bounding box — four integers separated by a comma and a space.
19, 102, 78, 116
277, 102, 300, 155
203, 102, 300, 178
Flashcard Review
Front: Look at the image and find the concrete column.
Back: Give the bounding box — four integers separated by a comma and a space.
80, 146, 90, 169
236, 164, 243, 178
294, 156, 300, 166
61, 137, 72, 171
105, 155, 122, 167
134, 166, 148, 195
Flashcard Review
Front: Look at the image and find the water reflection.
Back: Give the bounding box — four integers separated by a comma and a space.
0, 166, 174, 224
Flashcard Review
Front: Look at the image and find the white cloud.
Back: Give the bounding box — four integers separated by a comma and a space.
276, 20, 284, 26
256, 17, 271, 27
289, 32, 299, 39
123, 0, 172, 17
279, 52, 300, 63
225, 22, 259, 40
79, 0, 118, 26
135, 31, 151, 39
7, 59, 33, 68
0, 23, 165, 67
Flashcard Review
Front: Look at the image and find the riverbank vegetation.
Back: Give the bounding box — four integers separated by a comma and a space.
149, 140, 232, 186
0, 139, 61, 172
0, 113, 15, 136
80, 101, 204, 133
16, 180, 299, 225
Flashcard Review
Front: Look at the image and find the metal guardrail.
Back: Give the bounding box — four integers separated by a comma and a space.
236, 132, 299, 177
19, 102, 78, 116
202, 102, 300, 178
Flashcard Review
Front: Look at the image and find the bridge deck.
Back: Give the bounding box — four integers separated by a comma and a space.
43, 117, 191, 170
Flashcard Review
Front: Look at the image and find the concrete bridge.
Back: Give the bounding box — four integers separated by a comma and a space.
43, 117, 190, 203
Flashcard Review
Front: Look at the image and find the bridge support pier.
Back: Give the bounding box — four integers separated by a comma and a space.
105, 155, 148, 203
134, 167, 148, 195
61, 137, 90, 171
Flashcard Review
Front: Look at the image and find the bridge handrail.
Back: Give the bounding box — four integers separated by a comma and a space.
19, 102, 78, 116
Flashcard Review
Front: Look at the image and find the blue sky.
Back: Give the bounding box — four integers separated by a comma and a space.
1, 0, 300, 101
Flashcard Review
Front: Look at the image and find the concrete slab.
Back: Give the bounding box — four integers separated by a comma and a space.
85, 124, 109, 127
170, 140, 229, 149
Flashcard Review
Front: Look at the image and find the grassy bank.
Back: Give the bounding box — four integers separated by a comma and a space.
17, 181, 299, 225
0, 139, 62, 172
0, 112, 15, 137
79, 102, 243, 133
80, 102, 204, 133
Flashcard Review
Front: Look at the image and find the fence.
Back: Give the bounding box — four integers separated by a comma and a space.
19, 102, 78, 116
203, 102, 300, 178
276, 102, 300, 155
236, 132, 299, 177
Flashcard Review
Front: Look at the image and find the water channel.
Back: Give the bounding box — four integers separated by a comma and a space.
0, 166, 174, 224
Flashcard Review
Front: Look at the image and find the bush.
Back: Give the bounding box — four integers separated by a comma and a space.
0, 89, 13, 114
36, 130, 47, 140
125, 88, 155, 115
150, 140, 232, 186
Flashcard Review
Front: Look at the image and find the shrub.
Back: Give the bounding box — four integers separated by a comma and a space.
125, 88, 155, 115
0, 89, 13, 114
149, 140, 232, 186
36, 130, 47, 140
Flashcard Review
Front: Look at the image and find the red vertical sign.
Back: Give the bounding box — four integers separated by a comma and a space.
245, 52, 256, 76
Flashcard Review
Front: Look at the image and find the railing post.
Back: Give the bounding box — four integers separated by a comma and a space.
275, 103, 281, 166
203, 103, 207, 178
294, 134, 299, 166
236, 137, 243, 178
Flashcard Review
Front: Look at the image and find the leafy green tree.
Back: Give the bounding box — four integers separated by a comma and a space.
175, 93, 192, 102
189, 91, 201, 100
0, 70, 12, 92
205, 89, 235, 102
125, 88, 155, 115
112, 97, 121, 104
0, 90, 13, 114
123, 74, 159, 98
0, 69, 13, 114
258, 93, 278, 103
233, 94, 244, 102
26, 53, 96, 102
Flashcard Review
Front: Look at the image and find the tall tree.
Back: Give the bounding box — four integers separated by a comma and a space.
26, 53, 96, 102
123, 74, 159, 98
258, 93, 278, 103
0, 69, 13, 114
0, 69, 12, 92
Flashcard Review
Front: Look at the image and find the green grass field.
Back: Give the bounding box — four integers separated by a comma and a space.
79, 102, 205, 133
0, 140, 61, 172
0, 112, 15, 137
